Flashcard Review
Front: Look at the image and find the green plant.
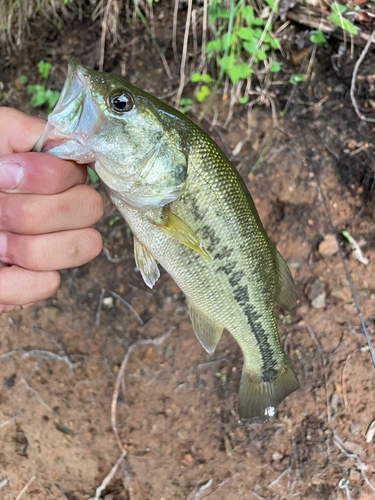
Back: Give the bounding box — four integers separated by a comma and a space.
179, 98, 193, 114
26, 60, 60, 113
289, 74, 305, 84
310, 29, 326, 44
327, 2, 358, 35
87, 167, 100, 184
202, 0, 282, 106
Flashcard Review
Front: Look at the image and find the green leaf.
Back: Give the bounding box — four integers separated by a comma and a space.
87, 168, 99, 184
206, 39, 221, 53
256, 50, 267, 61
253, 28, 263, 38
263, 43, 270, 52
279, 110, 285, 117
270, 38, 281, 50
241, 6, 254, 24
221, 33, 236, 48
327, 13, 358, 35
46, 90, 60, 111
331, 2, 347, 14
263, 33, 272, 42
227, 63, 251, 84
219, 9, 231, 18
109, 216, 121, 226
19, 75, 28, 84
310, 29, 327, 43
191, 73, 202, 82
37, 60, 51, 80
180, 98, 193, 106
238, 96, 249, 104
208, 6, 218, 24
270, 61, 280, 72
289, 74, 305, 84
202, 74, 212, 84
237, 26, 254, 41
243, 38, 258, 55
218, 55, 236, 71
196, 85, 210, 103
252, 18, 265, 26
265, 0, 278, 12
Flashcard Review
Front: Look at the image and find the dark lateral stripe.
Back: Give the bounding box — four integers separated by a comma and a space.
233, 284, 278, 378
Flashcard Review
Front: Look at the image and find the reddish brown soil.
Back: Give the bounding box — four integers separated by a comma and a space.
1, 8, 375, 500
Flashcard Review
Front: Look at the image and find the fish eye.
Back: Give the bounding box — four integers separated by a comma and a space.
109, 91, 133, 113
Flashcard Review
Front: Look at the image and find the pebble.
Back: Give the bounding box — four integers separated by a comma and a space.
318, 234, 338, 257
331, 287, 351, 302
307, 279, 326, 308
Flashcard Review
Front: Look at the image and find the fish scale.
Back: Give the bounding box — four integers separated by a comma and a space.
36, 58, 300, 423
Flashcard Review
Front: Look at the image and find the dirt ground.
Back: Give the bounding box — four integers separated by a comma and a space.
1, 6, 375, 500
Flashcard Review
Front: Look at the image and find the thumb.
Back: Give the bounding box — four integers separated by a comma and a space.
0, 108, 46, 154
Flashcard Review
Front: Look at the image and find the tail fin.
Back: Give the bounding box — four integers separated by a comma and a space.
238, 357, 299, 424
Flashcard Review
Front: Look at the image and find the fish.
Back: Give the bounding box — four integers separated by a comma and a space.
35, 58, 300, 423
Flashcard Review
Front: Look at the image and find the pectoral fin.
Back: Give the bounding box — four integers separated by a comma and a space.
134, 236, 160, 289
187, 301, 223, 354
275, 251, 296, 311
156, 209, 209, 258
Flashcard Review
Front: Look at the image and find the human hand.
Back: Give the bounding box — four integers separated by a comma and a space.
0, 108, 103, 313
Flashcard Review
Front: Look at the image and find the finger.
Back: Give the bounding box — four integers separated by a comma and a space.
0, 185, 103, 234
1, 228, 103, 271
0, 265, 60, 306
0, 108, 46, 154
0, 152, 87, 194
0, 302, 36, 313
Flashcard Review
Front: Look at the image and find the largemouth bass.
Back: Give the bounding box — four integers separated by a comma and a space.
35, 58, 299, 423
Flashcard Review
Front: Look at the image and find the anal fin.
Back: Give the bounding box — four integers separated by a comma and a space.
275, 251, 296, 311
238, 356, 299, 424
156, 208, 209, 258
134, 236, 160, 289
187, 301, 223, 354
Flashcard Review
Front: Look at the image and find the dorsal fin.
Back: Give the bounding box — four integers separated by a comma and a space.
275, 251, 296, 311
134, 236, 160, 289
187, 300, 223, 354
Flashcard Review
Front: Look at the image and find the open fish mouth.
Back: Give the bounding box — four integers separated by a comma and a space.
34, 58, 103, 162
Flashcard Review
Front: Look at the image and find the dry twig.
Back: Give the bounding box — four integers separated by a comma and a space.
108, 290, 144, 325
110, 328, 172, 452
15, 476, 36, 500
350, 28, 375, 123
88, 451, 126, 500
0, 412, 23, 431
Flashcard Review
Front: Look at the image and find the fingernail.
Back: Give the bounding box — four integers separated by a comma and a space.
0, 161, 24, 190
0, 233, 6, 257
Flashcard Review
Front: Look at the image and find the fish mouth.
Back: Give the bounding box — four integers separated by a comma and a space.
34, 58, 104, 162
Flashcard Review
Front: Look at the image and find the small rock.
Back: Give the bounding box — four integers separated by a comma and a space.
311, 292, 326, 308
318, 234, 338, 257
103, 297, 113, 308
307, 279, 326, 308
349, 469, 362, 482
272, 451, 284, 462
349, 421, 360, 434
343, 440, 365, 456
331, 287, 351, 302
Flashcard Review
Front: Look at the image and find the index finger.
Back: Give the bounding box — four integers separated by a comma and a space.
0, 108, 87, 193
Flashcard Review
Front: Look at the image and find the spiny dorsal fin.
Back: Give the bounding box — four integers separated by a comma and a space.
238, 356, 299, 424
134, 236, 160, 289
275, 251, 296, 311
156, 209, 209, 258
187, 300, 223, 354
